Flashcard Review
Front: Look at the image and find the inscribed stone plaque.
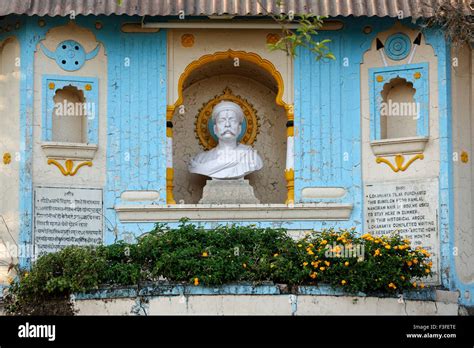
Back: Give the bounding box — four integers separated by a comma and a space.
34, 186, 103, 257
364, 178, 440, 283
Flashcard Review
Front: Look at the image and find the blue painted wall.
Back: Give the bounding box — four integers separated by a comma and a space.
294, 18, 394, 231
93, 19, 168, 244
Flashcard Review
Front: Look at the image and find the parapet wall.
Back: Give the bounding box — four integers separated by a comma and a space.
73, 284, 459, 316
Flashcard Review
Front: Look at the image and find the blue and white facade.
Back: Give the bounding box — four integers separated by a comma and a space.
0, 7, 473, 307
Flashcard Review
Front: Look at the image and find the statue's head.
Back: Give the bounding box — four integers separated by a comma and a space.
211, 101, 244, 143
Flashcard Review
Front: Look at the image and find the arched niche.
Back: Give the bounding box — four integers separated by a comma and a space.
168, 51, 290, 204
52, 85, 87, 143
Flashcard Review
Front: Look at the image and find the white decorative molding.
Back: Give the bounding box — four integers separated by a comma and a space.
41, 142, 98, 160
301, 187, 347, 199
370, 136, 429, 156
121, 191, 160, 202
115, 203, 353, 222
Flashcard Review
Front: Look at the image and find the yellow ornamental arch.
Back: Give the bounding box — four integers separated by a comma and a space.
166, 49, 294, 204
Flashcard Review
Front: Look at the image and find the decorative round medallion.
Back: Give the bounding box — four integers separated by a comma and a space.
181, 34, 195, 47
385, 33, 411, 61
195, 87, 259, 150
54, 40, 87, 71
363, 26, 373, 34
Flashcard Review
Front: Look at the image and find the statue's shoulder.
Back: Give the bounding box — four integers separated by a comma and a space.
237, 144, 255, 152
192, 148, 217, 163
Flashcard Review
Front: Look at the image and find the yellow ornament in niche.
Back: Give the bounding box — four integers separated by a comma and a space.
85, 84, 92, 91
48, 82, 55, 90
461, 151, 469, 163
376, 75, 384, 82
414, 72, 422, 79
195, 87, 260, 150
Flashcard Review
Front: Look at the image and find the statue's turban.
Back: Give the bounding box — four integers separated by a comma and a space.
211, 101, 244, 123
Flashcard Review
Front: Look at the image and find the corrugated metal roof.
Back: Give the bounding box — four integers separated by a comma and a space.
0, 0, 472, 18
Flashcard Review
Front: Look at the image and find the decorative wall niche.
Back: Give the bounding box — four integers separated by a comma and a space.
380, 77, 417, 139
52, 85, 87, 143
41, 75, 98, 160
369, 63, 429, 156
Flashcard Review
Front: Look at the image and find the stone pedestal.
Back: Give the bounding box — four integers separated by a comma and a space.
199, 179, 260, 204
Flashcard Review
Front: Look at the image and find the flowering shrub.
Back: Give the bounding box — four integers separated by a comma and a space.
296, 229, 432, 293
4, 222, 432, 315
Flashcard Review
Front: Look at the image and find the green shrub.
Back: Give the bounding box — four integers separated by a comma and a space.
296, 229, 432, 293
3, 222, 433, 315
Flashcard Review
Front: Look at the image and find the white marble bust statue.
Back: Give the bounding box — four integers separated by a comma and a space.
189, 101, 263, 179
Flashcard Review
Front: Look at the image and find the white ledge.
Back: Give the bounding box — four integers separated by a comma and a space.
41, 142, 98, 160
370, 136, 429, 156
115, 203, 353, 222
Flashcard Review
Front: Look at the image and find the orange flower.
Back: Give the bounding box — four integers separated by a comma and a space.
388, 282, 397, 289
310, 272, 317, 279
243, 263, 247, 268
420, 249, 430, 257
319, 267, 326, 271
194, 277, 199, 286
374, 249, 381, 257
341, 280, 347, 285
202, 251, 208, 257
407, 261, 413, 267
419, 282, 425, 289
344, 261, 350, 266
